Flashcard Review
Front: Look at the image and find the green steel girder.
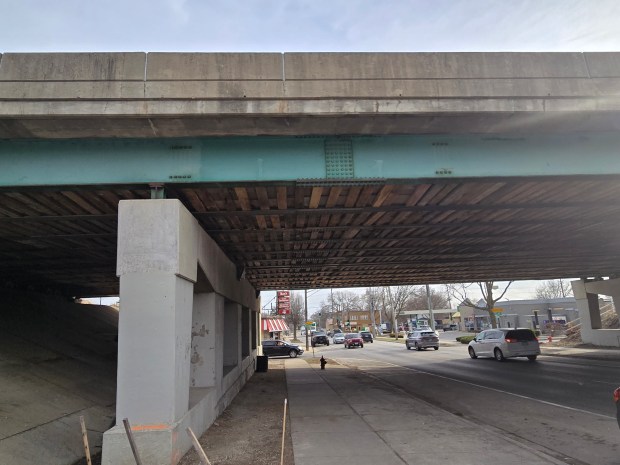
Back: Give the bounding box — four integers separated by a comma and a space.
1, 133, 619, 187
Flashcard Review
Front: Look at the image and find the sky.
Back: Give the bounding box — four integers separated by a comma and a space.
1, 0, 620, 53
5, 1, 614, 306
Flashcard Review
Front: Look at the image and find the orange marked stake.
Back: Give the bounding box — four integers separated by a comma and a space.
122, 418, 144, 465
79, 416, 92, 465
186, 427, 212, 465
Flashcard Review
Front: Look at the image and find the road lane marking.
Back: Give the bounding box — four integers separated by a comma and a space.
360, 360, 616, 420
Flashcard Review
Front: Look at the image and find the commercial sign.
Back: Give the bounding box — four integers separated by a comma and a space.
277, 290, 291, 314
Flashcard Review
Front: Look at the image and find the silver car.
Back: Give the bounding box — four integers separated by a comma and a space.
468, 328, 540, 361
333, 333, 345, 344
406, 330, 439, 351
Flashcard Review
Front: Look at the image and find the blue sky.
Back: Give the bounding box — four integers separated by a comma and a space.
1, 0, 619, 52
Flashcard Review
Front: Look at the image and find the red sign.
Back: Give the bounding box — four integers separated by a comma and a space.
277, 290, 291, 314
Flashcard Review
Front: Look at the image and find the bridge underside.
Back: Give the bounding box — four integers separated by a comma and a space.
2, 171, 620, 295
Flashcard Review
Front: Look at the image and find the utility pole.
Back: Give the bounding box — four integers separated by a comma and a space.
426, 284, 435, 331
304, 289, 309, 351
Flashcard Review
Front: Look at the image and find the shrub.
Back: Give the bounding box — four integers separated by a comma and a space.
456, 335, 475, 344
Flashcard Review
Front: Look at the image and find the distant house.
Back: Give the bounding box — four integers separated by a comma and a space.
329, 310, 381, 332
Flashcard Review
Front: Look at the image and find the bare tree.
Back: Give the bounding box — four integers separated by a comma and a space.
405, 286, 450, 311
320, 290, 362, 329
535, 279, 573, 299
285, 292, 305, 340
363, 287, 384, 335
383, 285, 417, 338
448, 281, 513, 329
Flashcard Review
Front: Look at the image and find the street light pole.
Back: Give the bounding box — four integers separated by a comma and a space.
304, 289, 309, 351
426, 284, 435, 331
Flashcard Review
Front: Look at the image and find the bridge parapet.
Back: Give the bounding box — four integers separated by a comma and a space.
1, 52, 620, 138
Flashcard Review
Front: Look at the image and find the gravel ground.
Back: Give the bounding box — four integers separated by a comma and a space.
178, 358, 294, 465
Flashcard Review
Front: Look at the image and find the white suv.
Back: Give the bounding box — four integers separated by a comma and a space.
468, 328, 540, 361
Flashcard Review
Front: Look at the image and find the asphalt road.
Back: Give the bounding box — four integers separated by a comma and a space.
307, 336, 620, 465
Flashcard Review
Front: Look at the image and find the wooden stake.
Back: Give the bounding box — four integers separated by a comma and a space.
280, 398, 288, 465
122, 418, 144, 465
186, 427, 212, 465
79, 416, 92, 465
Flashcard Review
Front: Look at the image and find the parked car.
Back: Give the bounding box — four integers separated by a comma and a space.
311, 332, 330, 347
360, 331, 374, 343
443, 324, 459, 331
333, 333, 345, 344
468, 328, 540, 361
262, 340, 304, 358
406, 330, 439, 351
344, 333, 364, 348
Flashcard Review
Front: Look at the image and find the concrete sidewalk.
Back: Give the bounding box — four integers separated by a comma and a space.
285, 359, 568, 465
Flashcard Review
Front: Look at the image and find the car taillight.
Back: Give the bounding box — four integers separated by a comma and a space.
614, 387, 620, 403
505, 338, 515, 343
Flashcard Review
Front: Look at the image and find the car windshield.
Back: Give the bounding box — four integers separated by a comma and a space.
420, 331, 435, 336
345, 333, 360, 338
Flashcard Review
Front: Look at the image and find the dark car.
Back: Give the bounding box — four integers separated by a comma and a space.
262, 340, 304, 358
443, 324, 459, 331
360, 331, 374, 343
344, 333, 364, 349
311, 332, 330, 347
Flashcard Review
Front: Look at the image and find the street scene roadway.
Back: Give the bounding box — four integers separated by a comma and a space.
305, 334, 620, 465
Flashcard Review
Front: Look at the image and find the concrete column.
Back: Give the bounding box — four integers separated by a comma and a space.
116, 272, 193, 423
572, 278, 620, 347
103, 199, 198, 465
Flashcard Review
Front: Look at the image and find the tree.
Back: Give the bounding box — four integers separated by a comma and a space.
405, 286, 450, 311
363, 287, 384, 335
284, 292, 305, 340
383, 285, 417, 338
535, 279, 573, 299
448, 281, 513, 329
319, 290, 362, 329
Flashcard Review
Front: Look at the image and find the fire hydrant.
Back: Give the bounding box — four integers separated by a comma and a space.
320, 356, 327, 370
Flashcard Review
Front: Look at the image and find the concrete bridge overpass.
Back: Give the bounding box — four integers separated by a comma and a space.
1, 52, 620, 464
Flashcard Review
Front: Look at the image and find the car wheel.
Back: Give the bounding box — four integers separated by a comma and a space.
468, 347, 477, 359
289, 350, 298, 358
311, 343, 315, 348
527, 355, 538, 361
406, 344, 410, 350
360, 344, 364, 348
494, 348, 505, 361
370, 340, 373, 343
434, 346, 439, 350
415, 343, 422, 351
327, 342, 330, 346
